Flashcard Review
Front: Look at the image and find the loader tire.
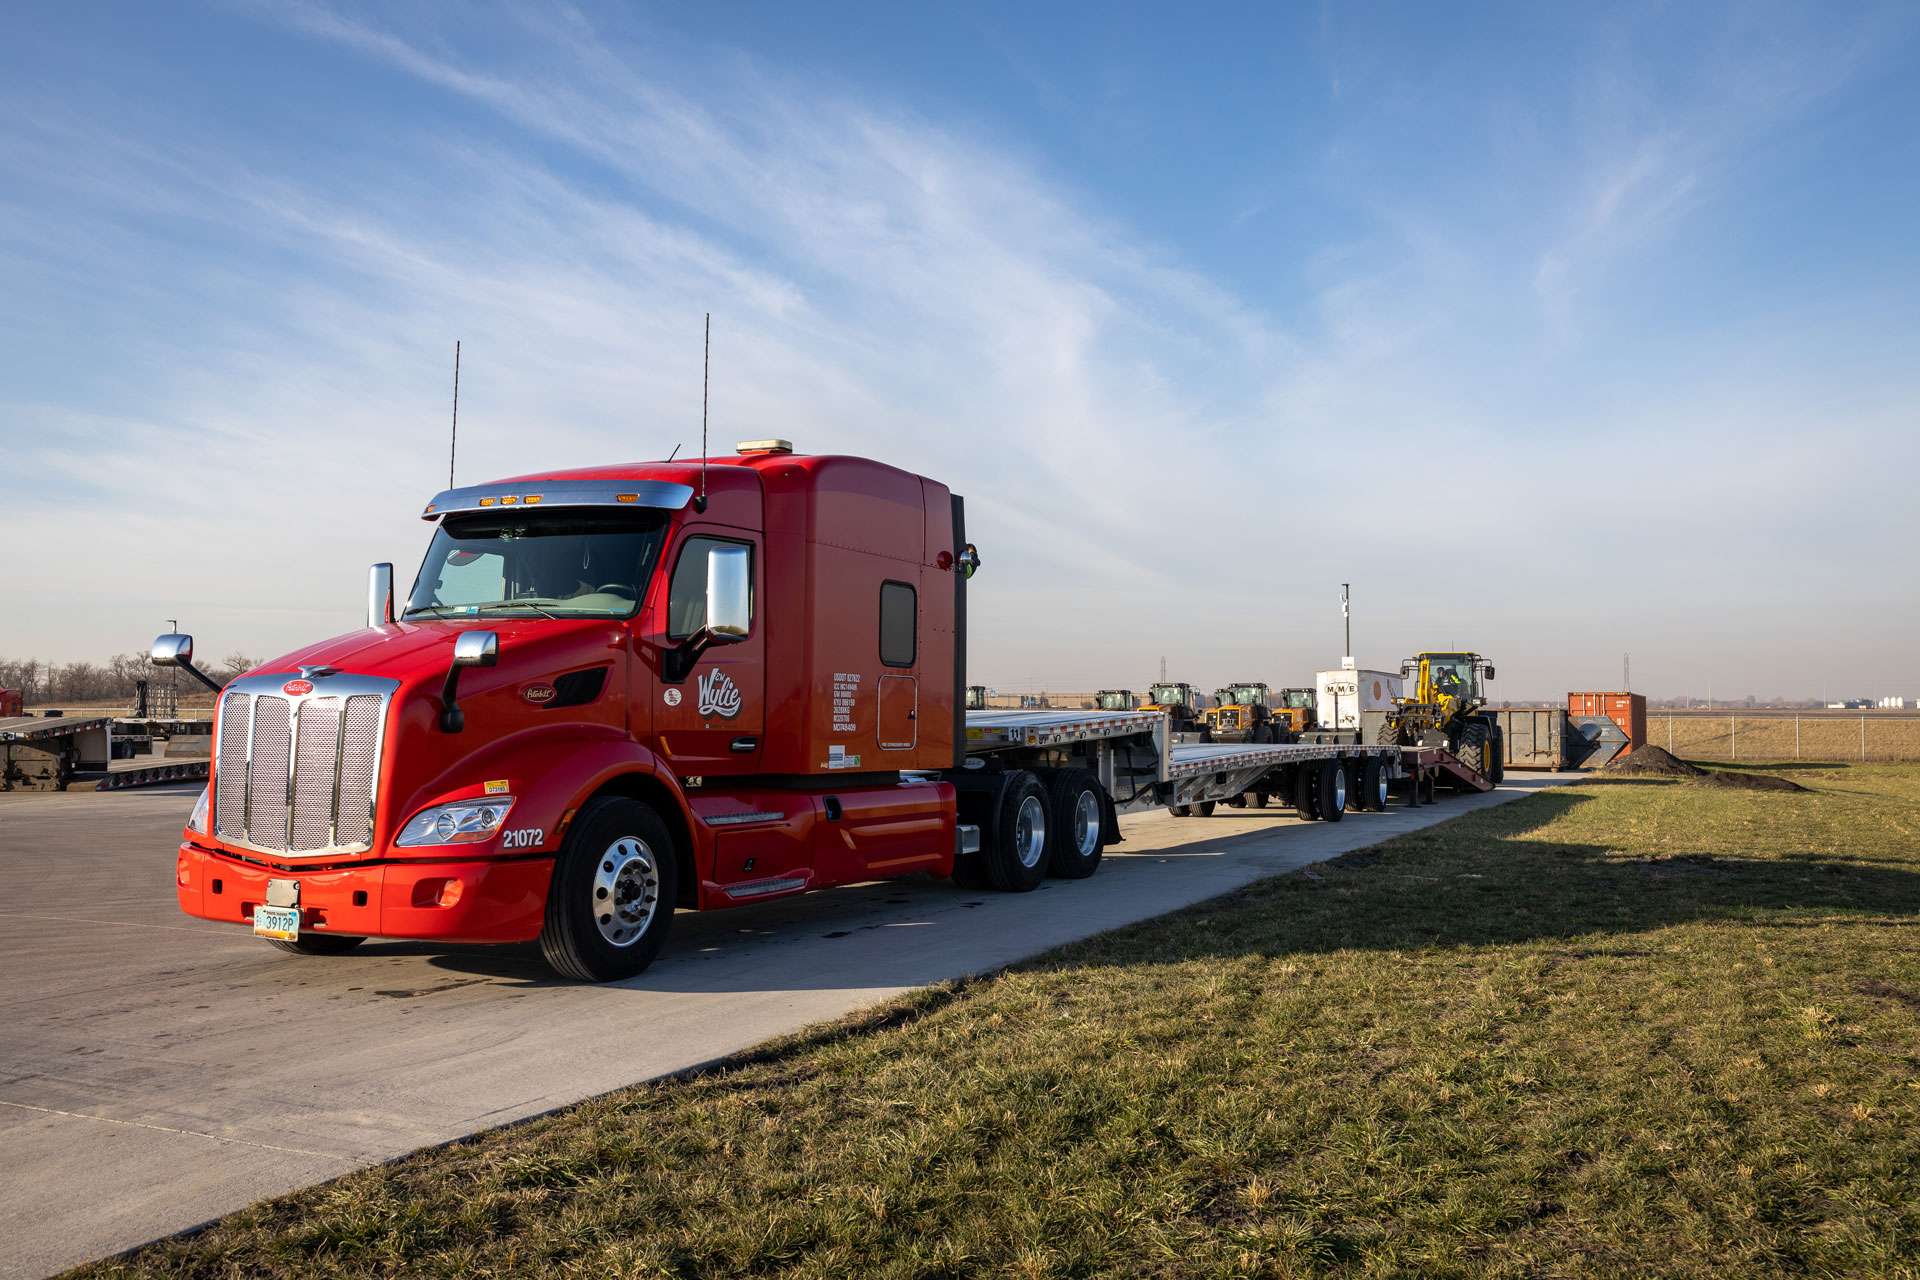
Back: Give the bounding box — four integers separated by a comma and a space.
1044, 768, 1105, 880
983, 771, 1050, 893
1451, 719, 1491, 779
539, 796, 677, 982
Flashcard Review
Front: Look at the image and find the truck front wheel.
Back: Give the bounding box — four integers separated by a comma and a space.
539, 796, 678, 982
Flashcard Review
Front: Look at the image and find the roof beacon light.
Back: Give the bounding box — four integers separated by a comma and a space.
736, 439, 794, 455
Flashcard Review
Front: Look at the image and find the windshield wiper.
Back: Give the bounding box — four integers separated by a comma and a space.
402, 603, 465, 620
470, 599, 562, 620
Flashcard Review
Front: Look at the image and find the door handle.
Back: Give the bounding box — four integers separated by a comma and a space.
729, 736, 758, 753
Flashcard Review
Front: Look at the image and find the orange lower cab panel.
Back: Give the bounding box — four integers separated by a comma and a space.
176, 842, 552, 944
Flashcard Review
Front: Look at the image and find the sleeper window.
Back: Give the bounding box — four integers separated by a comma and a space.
880, 581, 916, 667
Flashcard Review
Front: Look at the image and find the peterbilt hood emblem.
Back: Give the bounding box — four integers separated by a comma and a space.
281, 678, 315, 697
698, 669, 742, 718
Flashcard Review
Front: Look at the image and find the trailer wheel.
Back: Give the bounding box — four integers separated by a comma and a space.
1291, 765, 1317, 819
1044, 769, 1105, 879
1169, 803, 1192, 818
538, 796, 678, 982
269, 933, 366, 956
1195, 800, 1217, 817
983, 771, 1050, 892
1247, 790, 1269, 809
1358, 757, 1387, 811
1317, 760, 1346, 822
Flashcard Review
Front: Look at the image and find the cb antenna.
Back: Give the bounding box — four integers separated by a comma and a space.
695, 313, 710, 512
448, 339, 461, 488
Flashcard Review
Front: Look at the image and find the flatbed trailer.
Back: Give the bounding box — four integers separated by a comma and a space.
962, 707, 1403, 822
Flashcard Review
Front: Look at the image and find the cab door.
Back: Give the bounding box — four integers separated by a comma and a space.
644, 529, 766, 774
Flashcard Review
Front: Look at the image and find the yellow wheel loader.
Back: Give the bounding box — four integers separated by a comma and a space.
1140, 681, 1209, 738
1393, 651, 1504, 784
1204, 682, 1280, 743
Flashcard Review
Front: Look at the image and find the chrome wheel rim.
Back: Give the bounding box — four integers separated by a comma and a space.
1375, 772, 1389, 808
1331, 769, 1347, 811
1014, 794, 1047, 869
1071, 790, 1100, 857
592, 836, 661, 948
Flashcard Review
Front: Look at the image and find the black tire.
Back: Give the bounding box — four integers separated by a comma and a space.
1170, 803, 1193, 818
1196, 800, 1217, 817
1317, 760, 1347, 823
1359, 757, 1387, 811
269, 932, 365, 956
1487, 726, 1506, 786
1044, 768, 1105, 879
984, 771, 1050, 892
1225, 795, 1246, 809
1251, 724, 1273, 744
1292, 765, 1317, 818
1247, 790, 1269, 809
539, 796, 678, 982
1452, 719, 1491, 780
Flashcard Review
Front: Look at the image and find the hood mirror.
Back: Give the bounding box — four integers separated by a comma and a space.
440, 629, 499, 733
368, 563, 395, 628
149, 632, 222, 693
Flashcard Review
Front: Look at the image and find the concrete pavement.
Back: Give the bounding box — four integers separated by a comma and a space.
0, 775, 1578, 1278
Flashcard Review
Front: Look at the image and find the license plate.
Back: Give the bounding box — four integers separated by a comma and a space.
253, 904, 301, 942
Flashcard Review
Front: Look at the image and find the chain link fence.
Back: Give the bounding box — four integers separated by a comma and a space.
1653, 714, 1920, 762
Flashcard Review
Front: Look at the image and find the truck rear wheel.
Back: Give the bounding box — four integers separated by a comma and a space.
1317, 760, 1346, 823
539, 796, 678, 982
984, 771, 1049, 892
269, 933, 365, 956
1044, 769, 1105, 879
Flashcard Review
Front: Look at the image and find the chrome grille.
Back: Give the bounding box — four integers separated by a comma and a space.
210, 674, 398, 857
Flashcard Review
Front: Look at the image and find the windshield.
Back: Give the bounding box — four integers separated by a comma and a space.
1097, 692, 1132, 710
1428, 655, 1477, 700
406, 510, 669, 620
1282, 690, 1314, 708
1148, 684, 1187, 705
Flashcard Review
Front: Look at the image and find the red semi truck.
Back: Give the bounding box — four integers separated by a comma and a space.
155, 442, 1396, 980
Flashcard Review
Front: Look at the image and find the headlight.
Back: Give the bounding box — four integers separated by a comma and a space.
186, 786, 210, 835
395, 798, 515, 847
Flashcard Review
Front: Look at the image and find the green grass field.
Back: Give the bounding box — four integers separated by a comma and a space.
80, 764, 1920, 1279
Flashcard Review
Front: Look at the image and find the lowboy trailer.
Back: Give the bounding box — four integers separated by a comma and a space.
156, 443, 1413, 982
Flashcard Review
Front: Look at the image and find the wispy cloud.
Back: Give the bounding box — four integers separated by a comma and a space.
2, 2, 1916, 697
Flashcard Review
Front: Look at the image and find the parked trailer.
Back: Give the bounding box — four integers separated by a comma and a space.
0, 715, 113, 791
153, 444, 1420, 982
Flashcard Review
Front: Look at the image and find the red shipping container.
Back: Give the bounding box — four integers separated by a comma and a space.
1567, 691, 1647, 756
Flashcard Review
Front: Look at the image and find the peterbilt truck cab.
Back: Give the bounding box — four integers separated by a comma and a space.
158, 441, 984, 980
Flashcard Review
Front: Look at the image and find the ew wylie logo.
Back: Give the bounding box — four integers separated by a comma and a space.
697, 668, 743, 718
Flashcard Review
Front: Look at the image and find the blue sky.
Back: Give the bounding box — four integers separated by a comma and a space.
2, 2, 1916, 700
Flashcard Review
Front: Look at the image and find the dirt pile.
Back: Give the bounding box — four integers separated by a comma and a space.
1602, 745, 1705, 778
1698, 770, 1807, 793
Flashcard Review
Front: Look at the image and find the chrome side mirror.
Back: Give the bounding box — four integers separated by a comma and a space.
453, 630, 499, 667
440, 630, 498, 733
705, 544, 751, 642
368, 563, 394, 628
151, 633, 193, 666
149, 632, 222, 693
